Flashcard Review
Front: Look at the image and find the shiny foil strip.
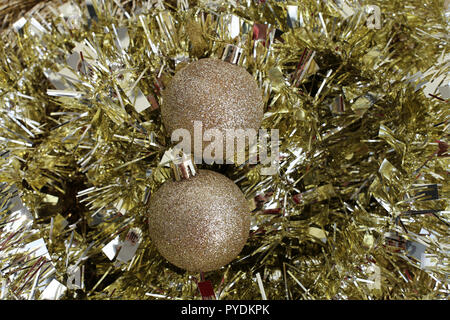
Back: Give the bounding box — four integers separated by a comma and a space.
0, 0, 449, 300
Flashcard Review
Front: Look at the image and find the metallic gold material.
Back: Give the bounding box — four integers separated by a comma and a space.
161, 58, 264, 157
0, 0, 449, 301
147, 169, 250, 272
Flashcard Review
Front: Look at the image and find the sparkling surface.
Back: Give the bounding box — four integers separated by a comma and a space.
161, 58, 264, 156
147, 170, 251, 272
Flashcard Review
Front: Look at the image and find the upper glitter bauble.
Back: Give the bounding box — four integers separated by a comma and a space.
147, 169, 251, 272
161, 58, 264, 159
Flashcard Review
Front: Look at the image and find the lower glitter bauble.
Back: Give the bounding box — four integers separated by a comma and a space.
147, 169, 250, 272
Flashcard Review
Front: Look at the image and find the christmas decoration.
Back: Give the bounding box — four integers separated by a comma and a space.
148, 155, 250, 272
0, 0, 448, 300
161, 58, 264, 159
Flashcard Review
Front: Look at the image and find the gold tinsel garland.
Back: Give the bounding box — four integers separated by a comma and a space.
0, 0, 448, 300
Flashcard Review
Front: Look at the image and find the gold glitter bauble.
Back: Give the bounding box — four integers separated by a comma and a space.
161, 58, 264, 157
148, 170, 250, 272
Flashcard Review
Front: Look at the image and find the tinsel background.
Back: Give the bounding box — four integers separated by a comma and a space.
0, 0, 449, 300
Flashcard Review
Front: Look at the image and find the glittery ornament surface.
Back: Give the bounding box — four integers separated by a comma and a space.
161, 58, 264, 155
147, 170, 250, 272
